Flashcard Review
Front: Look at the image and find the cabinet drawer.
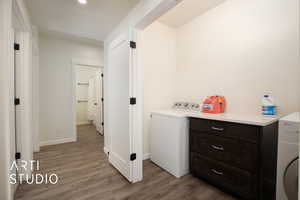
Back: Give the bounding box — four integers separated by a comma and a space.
190, 118, 259, 143
190, 153, 257, 199
190, 132, 258, 172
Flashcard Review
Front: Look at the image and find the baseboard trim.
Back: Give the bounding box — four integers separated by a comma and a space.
40, 137, 76, 147
77, 121, 91, 126
33, 146, 40, 153
103, 149, 150, 160
143, 153, 151, 160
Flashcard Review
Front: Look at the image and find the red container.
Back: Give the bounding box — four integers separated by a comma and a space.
202, 96, 226, 114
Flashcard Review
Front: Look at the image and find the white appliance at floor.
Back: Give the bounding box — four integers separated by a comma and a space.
150, 110, 189, 178
276, 112, 299, 200
150, 102, 199, 178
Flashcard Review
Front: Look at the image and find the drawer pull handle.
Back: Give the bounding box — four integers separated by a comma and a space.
211, 145, 224, 151
211, 169, 224, 176
211, 126, 224, 131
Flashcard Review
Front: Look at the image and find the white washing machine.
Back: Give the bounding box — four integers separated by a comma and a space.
150, 110, 189, 178
276, 112, 299, 200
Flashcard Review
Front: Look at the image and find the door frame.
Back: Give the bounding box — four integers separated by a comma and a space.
0, 0, 35, 197
12, 0, 35, 182
131, 0, 180, 181
104, 0, 180, 183
129, 30, 143, 182
71, 58, 103, 142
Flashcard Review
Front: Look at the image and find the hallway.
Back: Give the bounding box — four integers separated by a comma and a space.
16, 125, 236, 200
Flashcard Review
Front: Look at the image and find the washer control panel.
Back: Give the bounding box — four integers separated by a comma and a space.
173, 102, 200, 111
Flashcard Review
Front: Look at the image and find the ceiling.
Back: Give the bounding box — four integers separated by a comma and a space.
159, 0, 226, 28
24, 0, 140, 43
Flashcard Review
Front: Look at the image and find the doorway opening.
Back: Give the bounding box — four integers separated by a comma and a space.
132, 0, 232, 192
73, 62, 104, 136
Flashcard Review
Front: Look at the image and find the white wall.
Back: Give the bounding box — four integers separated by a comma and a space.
140, 0, 299, 157
39, 34, 103, 146
105, 0, 299, 159
175, 0, 300, 116
32, 27, 40, 152
0, 0, 14, 199
141, 22, 177, 154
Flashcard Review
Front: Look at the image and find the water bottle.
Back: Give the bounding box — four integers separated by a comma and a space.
262, 95, 277, 116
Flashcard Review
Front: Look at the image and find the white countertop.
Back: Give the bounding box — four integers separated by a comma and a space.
187, 112, 279, 126
151, 110, 279, 126
279, 112, 300, 123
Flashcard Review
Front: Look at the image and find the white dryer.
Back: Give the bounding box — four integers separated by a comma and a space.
276, 112, 299, 200
150, 110, 189, 178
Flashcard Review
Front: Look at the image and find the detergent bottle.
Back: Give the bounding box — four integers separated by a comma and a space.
262, 95, 277, 116
202, 95, 226, 114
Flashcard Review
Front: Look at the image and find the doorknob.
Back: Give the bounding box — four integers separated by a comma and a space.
94, 103, 98, 106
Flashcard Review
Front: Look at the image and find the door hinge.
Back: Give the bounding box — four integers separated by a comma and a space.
101, 122, 104, 126
101, 98, 104, 102
14, 98, 20, 105
14, 43, 20, 51
130, 97, 136, 105
101, 73, 103, 78
130, 153, 136, 161
130, 41, 136, 49
15, 152, 21, 160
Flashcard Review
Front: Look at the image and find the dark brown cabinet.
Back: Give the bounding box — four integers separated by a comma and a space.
189, 118, 278, 200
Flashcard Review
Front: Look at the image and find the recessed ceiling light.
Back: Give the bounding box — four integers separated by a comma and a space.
78, 0, 87, 5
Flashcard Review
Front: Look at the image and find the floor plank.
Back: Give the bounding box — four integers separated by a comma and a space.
15, 125, 238, 200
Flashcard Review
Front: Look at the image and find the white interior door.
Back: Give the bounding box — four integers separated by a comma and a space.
91, 76, 98, 126
88, 77, 95, 121
108, 32, 137, 182
75, 65, 98, 125
94, 72, 103, 134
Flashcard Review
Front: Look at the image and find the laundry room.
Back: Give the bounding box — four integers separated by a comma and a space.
139, 0, 299, 199
2, 0, 299, 199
